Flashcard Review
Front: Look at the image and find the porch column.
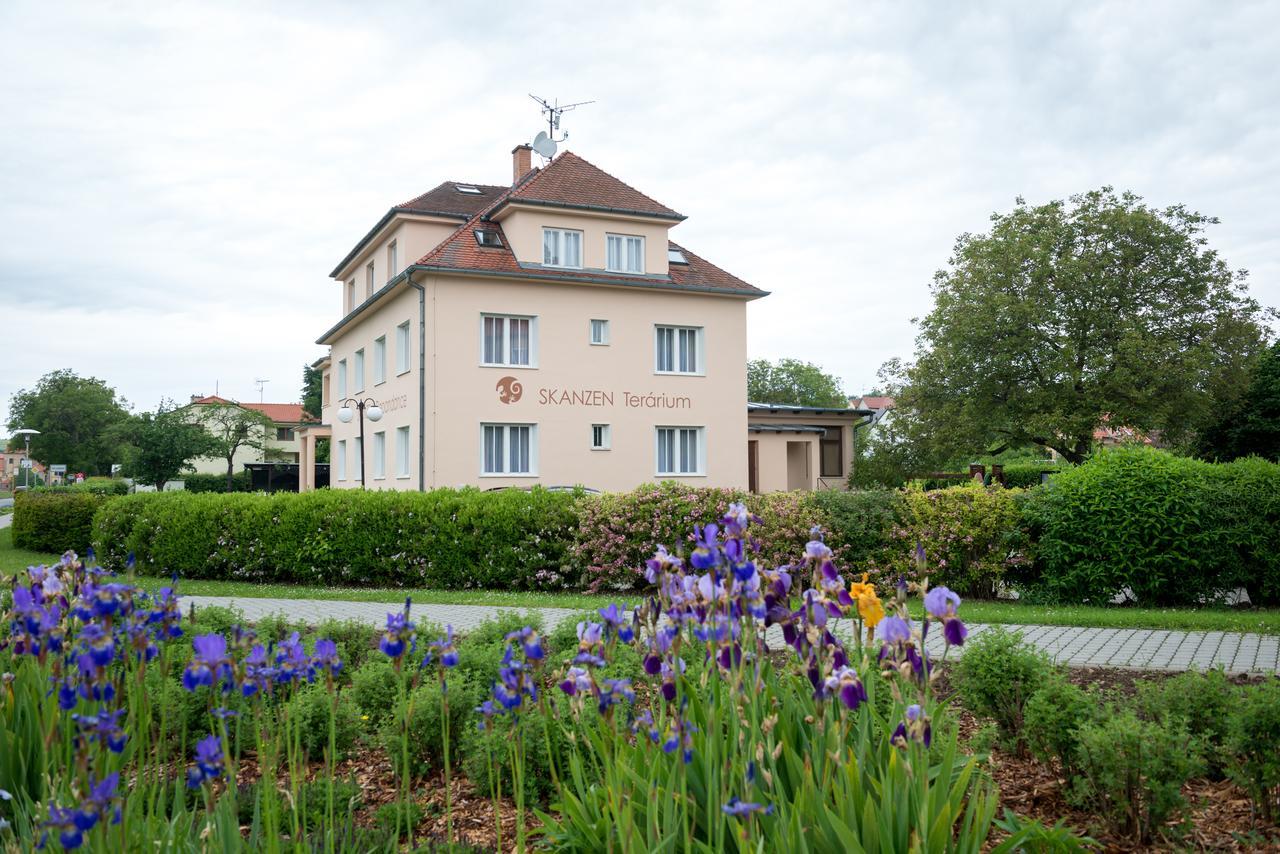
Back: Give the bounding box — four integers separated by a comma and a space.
300, 431, 314, 492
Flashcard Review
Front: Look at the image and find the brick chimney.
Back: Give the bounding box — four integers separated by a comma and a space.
512, 144, 533, 184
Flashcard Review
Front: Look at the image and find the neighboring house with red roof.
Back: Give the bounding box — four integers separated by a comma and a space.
183, 395, 315, 476
850, 395, 894, 426
312, 144, 770, 492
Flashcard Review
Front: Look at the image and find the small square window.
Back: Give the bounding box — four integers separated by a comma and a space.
474, 229, 504, 248
591, 424, 611, 450
668, 248, 688, 265
590, 319, 609, 345
455, 184, 482, 195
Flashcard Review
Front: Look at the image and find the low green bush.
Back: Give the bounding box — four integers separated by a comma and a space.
91, 488, 580, 589
350, 660, 399, 720
1136, 669, 1237, 779
1025, 447, 1280, 605
999, 461, 1070, 489
1224, 679, 1280, 823
11, 489, 105, 553
954, 627, 1053, 752
384, 678, 477, 779
286, 685, 361, 762
1072, 709, 1201, 843
460, 706, 569, 807
1023, 674, 1099, 776
805, 488, 905, 573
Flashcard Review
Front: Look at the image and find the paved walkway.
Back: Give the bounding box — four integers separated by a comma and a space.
181, 596, 1280, 675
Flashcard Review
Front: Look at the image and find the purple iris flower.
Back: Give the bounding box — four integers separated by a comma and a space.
506, 626, 545, 661
78, 623, 115, 669
186, 735, 224, 788
42, 806, 84, 850
311, 638, 342, 678
274, 632, 312, 683
380, 600, 416, 661
597, 678, 635, 712
598, 604, 636, 643
923, 586, 961, 619
943, 618, 968, 646
72, 707, 128, 754
183, 634, 229, 692
558, 666, 592, 696
722, 798, 774, 817
876, 616, 911, 645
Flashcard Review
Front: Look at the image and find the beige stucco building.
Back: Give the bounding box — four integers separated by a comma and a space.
183, 396, 312, 476
309, 145, 870, 493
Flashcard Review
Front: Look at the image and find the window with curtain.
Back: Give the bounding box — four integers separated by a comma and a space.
481, 423, 535, 474
606, 234, 644, 273
373, 336, 386, 384
542, 228, 582, 268
656, 427, 703, 475
396, 322, 410, 374
395, 426, 410, 477
655, 326, 701, 374
372, 431, 386, 479
481, 315, 535, 366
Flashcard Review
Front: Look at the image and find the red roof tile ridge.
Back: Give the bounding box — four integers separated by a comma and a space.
508, 151, 681, 218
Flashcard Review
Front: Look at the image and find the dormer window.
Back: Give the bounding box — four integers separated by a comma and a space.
474, 229, 504, 248
607, 234, 645, 274
455, 184, 482, 195
542, 228, 582, 268
668, 248, 688, 265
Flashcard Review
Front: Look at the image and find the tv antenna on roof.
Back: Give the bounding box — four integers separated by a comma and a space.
528, 94, 593, 159
254, 378, 269, 403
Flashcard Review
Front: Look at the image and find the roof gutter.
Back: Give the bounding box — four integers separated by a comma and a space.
315, 264, 767, 345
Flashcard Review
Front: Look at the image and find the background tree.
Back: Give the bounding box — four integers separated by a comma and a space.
6, 369, 132, 474
747, 358, 847, 407
301, 363, 323, 419
117, 400, 217, 490
194, 402, 275, 491
895, 188, 1274, 464
1199, 340, 1280, 461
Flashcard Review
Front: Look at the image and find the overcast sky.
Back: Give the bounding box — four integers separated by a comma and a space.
3, 0, 1277, 428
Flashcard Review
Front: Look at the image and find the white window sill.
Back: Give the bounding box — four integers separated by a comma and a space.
589, 342, 609, 347
479, 363, 537, 370
590, 447, 610, 452
605, 268, 645, 276
543, 263, 583, 271
374, 380, 386, 387
656, 473, 707, 478
479, 473, 539, 478
395, 474, 411, 479
396, 369, 411, 377
654, 371, 705, 377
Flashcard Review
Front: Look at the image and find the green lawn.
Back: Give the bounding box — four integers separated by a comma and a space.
3, 528, 1279, 632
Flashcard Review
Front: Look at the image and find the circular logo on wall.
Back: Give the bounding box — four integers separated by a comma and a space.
496, 376, 523, 404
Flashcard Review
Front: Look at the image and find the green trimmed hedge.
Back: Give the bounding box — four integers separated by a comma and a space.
1021, 447, 1280, 606
92, 488, 580, 589
31, 479, 129, 497
12, 490, 106, 553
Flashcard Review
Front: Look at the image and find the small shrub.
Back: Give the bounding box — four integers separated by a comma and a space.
892, 484, 1023, 597
186, 605, 247, 638
1135, 669, 1237, 779
1024, 673, 1099, 775
286, 686, 361, 762
804, 488, 904, 574
315, 618, 377, 672
454, 612, 545, 696
374, 800, 423, 840
1224, 679, 1280, 823
954, 627, 1052, 751
12, 489, 105, 553
351, 660, 399, 720
384, 678, 477, 779
460, 709, 568, 806
1072, 709, 1201, 843
179, 471, 253, 493
966, 723, 999, 756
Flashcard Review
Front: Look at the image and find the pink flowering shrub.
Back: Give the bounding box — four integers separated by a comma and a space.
889, 483, 1024, 597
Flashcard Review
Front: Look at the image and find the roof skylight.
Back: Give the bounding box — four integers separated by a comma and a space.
668, 248, 688, 264
455, 184, 483, 195
474, 229, 504, 248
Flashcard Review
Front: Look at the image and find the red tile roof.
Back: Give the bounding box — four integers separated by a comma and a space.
852, 396, 895, 411
503, 152, 684, 220
189, 397, 312, 424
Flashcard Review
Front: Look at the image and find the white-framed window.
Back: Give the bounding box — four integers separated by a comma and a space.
346, 280, 355, 312
387, 241, 397, 277
481, 314, 536, 367
336, 439, 347, 481
655, 325, 702, 374
365, 262, 375, 298
353, 348, 365, 392
396, 321, 411, 374
481, 423, 536, 475
373, 336, 386, 385
542, 228, 582, 268
372, 431, 386, 479
590, 319, 609, 345
606, 234, 644, 274
395, 426, 410, 477
336, 359, 347, 399
656, 426, 705, 476
591, 424, 611, 450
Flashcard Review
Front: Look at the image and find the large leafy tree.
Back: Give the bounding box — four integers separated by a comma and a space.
301, 363, 323, 419
6, 369, 132, 474
117, 401, 217, 490
896, 188, 1273, 464
1199, 340, 1280, 461
192, 402, 274, 491
747, 358, 847, 407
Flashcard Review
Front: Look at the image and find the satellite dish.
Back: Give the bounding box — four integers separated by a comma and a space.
532, 131, 557, 159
